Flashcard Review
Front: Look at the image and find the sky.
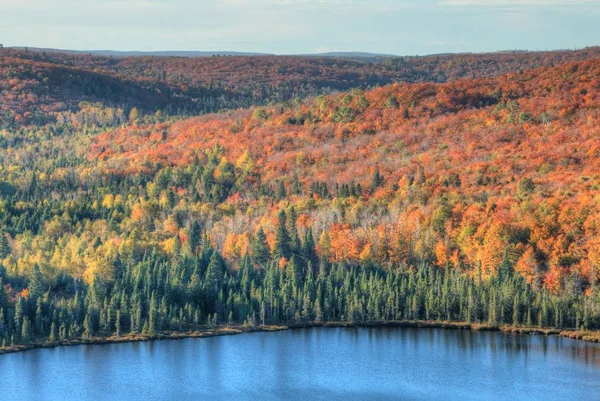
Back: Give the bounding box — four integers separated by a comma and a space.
0, 0, 599, 55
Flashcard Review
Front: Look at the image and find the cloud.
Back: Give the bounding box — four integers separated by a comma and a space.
439, 0, 599, 5
1, 0, 598, 54
217, 0, 417, 9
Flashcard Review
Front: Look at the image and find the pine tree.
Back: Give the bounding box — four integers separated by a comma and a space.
172, 235, 182, 264
302, 228, 318, 275
302, 294, 311, 321
136, 301, 143, 333
189, 220, 202, 255
251, 227, 270, 266
274, 210, 291, 260
21, 317, 32, 344
149, 292, 159, 334
142, 319, 149, 334
0, 231, 9, 260
28, 172, 38, 196
512, 296, 520, 326
370, 168, 384, 193
115, 310, 122, 337
287, 256, 303, 289
49, 322, 57, 343
314, 298, 323, 323
29, 263, 45, 301
488, 293, 497, 325
260, 301, 266, 326
0, 278, 6, 308
205, 250, 224, 299
34, 297, 43, 335
0, 308, 5, 341
83, 314, 92, 338
275, 181, 287, 200
14, 296, 25, 340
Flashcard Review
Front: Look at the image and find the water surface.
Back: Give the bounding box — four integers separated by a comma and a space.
1, 327, 599, 400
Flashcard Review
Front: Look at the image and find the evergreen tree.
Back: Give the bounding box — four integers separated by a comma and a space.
205, 250, 224, 299
0, 231, 9, 260
29, 263, 45, 301
251, 227, 270, 266
287, 256, 303, 289
14, 296, 25, 340
274, 210, 292, 260
83, 314, 92, 338
370, 168, 384, 193
115, 310, 122, 337
275, 181, 287, 200
49, 322, 57, 343
189, 220, 202, 255
21, 317, 32, 344
0, 308, 5, 340
512, 296, 521, 326
149, 292, 159, 334
302, 228, 318, 274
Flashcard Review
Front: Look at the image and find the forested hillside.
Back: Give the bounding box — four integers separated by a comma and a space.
88, 58, 600, 289
1, 51, 600, 350
2, 46, 600, 127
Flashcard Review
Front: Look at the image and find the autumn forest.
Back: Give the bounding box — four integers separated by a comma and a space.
1, 47, 600, 350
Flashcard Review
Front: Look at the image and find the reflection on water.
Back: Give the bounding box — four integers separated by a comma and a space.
1, 327, 600, 401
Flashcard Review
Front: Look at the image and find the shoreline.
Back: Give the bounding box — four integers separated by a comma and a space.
1, 320, 599, 356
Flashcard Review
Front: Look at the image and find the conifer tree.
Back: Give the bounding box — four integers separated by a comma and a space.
189, 220, 202, 255
370, 168, 384, 193
29, 263, 45, 301
0, 231, 9, 260
205, 250, 224, 299
274, 210, 291, 260
512, 296, 521, 326
251, 227, 270, 266
116, 310, 122, 337
21, 317, 32, 344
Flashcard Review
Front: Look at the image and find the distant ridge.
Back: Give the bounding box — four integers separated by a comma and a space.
307, 52, 399, 58
8, 47, 397, 59
8, 47, 270, 57
7, 46, 598, 59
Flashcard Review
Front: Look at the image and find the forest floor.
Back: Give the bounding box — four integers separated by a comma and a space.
1, 320, 599, 356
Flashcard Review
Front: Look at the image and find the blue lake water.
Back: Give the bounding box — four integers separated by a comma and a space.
1, 327, 600, 401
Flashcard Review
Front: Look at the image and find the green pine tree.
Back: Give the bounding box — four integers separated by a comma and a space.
274, 210, 291, 260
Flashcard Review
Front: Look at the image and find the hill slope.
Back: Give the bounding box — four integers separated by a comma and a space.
1, 51, 600, 350
90, 58, 600, 292
2, 47, 600, 127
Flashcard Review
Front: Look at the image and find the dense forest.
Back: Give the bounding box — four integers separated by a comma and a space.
2, 46, 600, 127
1, 48, 600, 349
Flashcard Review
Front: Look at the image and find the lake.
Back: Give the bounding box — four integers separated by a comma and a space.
1, 327, 600, 401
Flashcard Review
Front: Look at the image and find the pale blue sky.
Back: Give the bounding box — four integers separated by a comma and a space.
1, 0, 599, 55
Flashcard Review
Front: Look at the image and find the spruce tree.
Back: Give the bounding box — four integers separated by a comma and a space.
275, 181, 287, 200
512, 296, 521, 326
0, 308, 5, 341
302, 228, 319, 275
21, 317, 32, 344
274, 210, 291, 260
205, 250, 224, 299
14, 296, 25, 340
0, 231, 9, 260
189, 220, 202, 255
250, 227, 270, 266
29, 263, 45, 301
370, 168, 384, 193
49, 322, 57, 343
83, 314, 92, 338
115, 310, 122, 336
0, 278, 6, 308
